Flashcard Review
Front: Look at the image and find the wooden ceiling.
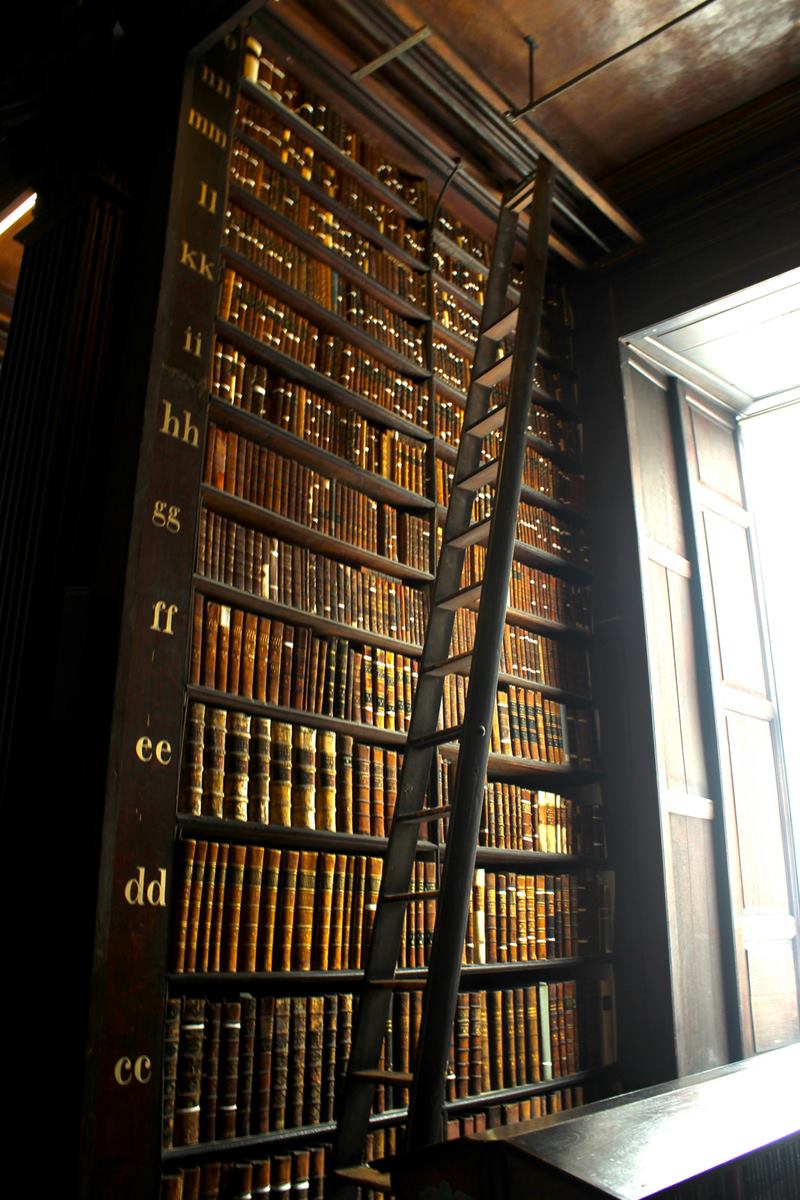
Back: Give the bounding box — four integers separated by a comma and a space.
376, 0, 800, 181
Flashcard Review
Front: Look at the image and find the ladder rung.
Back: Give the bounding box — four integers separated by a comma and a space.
353, 1068, 415, 1085
408, 725, 463, 750
384, 889, 441, 903
456, 459, 499, 492
484, 306, 519, 341
464, 405, 506, 440
428, 652, 473, 678
395, 803, 453, 824
369, 978, 428, 990
335, 1166, 393, 1194
438, 583, 483, 611
507, 174, 536, 212
474, 354, 513, 389
448, 518, 491, 550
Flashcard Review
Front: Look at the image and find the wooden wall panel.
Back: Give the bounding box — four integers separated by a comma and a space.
747, 942, 800, 1052
644, 559, 687, 794
689, 406, 743, 505
723, 713, 789, 914
628, 363, 686, 556
701, 510, 766, 695
667, 568, 709, 800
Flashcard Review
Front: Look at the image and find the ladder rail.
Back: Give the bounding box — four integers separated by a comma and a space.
406, 156, 557, 1149
330, 194, 522, 1183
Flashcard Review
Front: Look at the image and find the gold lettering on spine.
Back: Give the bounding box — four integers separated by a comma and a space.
152, 501, 182, 533
187, 107, 228, 149
150, 600, 179, 636
159, 400, 199, 447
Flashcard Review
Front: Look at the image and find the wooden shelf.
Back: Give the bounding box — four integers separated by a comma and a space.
432, 229, 491, 280
200, 484, 434, 583
186, 683, 410, 746
432, 271, 484, 318
216, 319, 432, 443
435, 486, 587, 530
443, 1067, 611, 1115
163, 1121, 339, 1163
474, 846, 606, 868
460, 954, 614, 980
222, 245, 431, 381
432, 319, 478, 358
240, 78, 429, 226
208, 396, 433, 511
176, 811, 435, 855
229, 181, 430, 322
235, 130, 428, 274
446, 516, 591, 584
194, 576, 424, 657
438, 742, 601, 786
505, 607, 592, 642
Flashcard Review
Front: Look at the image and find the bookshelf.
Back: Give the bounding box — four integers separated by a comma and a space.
81, 14, 615, 1200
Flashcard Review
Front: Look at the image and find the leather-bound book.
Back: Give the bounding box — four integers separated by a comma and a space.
228, 609, 244, 695
202, 601, 221, 689
538, 980, 553, 1081
351, 855, 368, 969
371, 746, 385, 837
292, 626, 311, 711
199, 1001, 221, 1143
516, 869, 529, 963
180, 702, 205, 816
353, 743, 371, 835
502, 989, 517, 1085
198, 1162, 220, 1200
544, 874, 556, 959
309, 1146, 326, 1200
259, 848, 281, 971
336, 734, 354, 832
507, 873, 518, 962
185, 840, 209, 973
253, 995, 275, 1134
266, 620, 285, 706
507, 685, 523, 758
287, 996, 307, 1128
291, 725, 316, 828
174, 996, 206, 1145
269, 721, 292, 825
336, 993, 354, 1096
208, 843, 229, 974
364, 855, 382, 950
395, 653, 406, 730
270, 998, 291, 1130
514, 987, 527, 1084
190, 593, 204, 685
315, 729, 336, 830
172, 839, 197, 973
423, 859, 437, 961
254, 617, 271, 702
239, 846, 265, 972
236, 993, 257, 1136
484, 871, 497, 964
496, 689, 512, 755
223, 711, 251, 821
272, 1156, 292, 1199
350, 650, 362, 723
312, 853, 336, 970
159, 1175, 183, 1200
278, 624, 295, 708
215, 606, 232, 692
534, 874, 547, 959
321, 994, 338, 1122
496, 873, 508, 963
305, 994, 324, 1125
468, 990, 483, 1096
202, 707, 226, 819
162, 998, 182, 1149
487, 990, 503, 1090
327, 855, 347, 970
248, 716, 270, 824
455, 992, 470, 1098
217, 999, 241, 1139
333, 638, 349, 720
362, 645, 374, 725
196, 842, 219, 973
384, 749, 398, 830
321, 637, 337, 716
339, 858, 356, 970
472, 869, 486, 965
292, 850, 317, 971
277, 850, 300, 972
563, 979, 579, 1075
222, 844, 247, 972
384, 649, 396, 730
291, 1150, 312, 1200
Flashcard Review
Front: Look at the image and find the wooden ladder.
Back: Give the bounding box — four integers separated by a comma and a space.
331, 157, 557, 1197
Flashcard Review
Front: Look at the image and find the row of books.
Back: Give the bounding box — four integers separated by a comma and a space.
225, 203, 426, 366
172, 841, 382, 974
434, 290, 575, 370
204, 424, 430, 570
160, 1083, 590, 1200
432, 335, 472, 393
436, 209, 491, 266
464, 869, 615, 965
211, 340, 428, 492
435, 761, 605, 856
236, 99, 427, 260
457, 544, 592, 631
450, 606, 591, 695
516, 497, 589, 567
433, 365, 579, 446
440, 676, 600, 769
191, 599, 420, 729
219, 270, 426, 427
179, 704, 402, 836
196, 514, 429, 646
435, 446, 585, 513
246, 50, 429, 215
230, 138, 426, 306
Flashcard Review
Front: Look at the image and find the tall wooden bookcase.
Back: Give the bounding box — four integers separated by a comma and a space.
80, 9, 614, 1198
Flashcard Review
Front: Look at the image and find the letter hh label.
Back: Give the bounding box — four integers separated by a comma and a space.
159, 400, 199, 447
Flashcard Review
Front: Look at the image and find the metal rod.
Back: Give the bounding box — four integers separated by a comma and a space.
351, 25, 432, 81
509, 0, 719, 118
